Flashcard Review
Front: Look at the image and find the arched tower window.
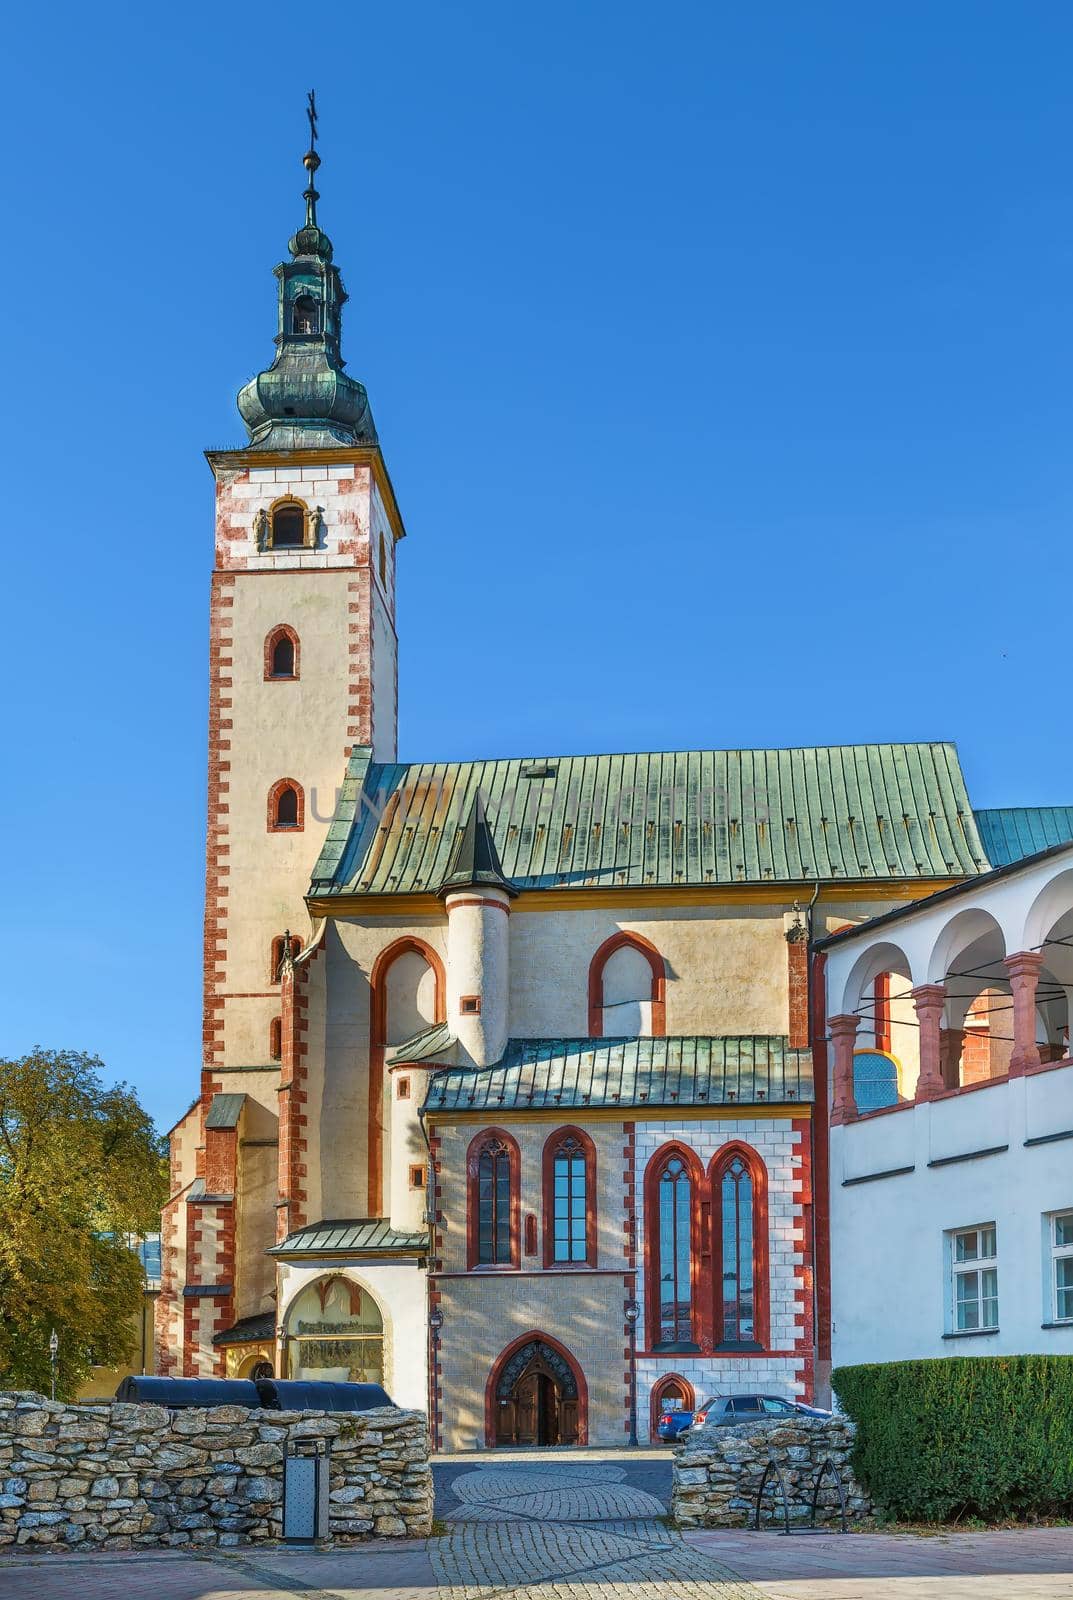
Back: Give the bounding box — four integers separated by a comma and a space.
542, 1127, 596, 1268
643, 1143, 702, 1351
466, 1128, 520, 1270
269, 1016, 283, 1062
268, 779, 304, 833
711, 1144, 768, 1351
588, 931, 666, 1036
292, 294, 320, 336
271, 501, 306, 549
265, 625, 299, 681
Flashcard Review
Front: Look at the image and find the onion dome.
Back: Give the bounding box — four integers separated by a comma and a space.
236, 94, 378, 451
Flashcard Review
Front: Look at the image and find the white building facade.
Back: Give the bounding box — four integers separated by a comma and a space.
820, 842, 1073, 1369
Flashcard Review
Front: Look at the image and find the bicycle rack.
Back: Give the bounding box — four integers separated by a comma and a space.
752, 1455, 849, 1536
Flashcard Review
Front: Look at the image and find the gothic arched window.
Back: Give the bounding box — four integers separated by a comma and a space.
543, 1127, 596, 1267
644, 1145, 701, 1351
711, 1145, 767, 1350
271, 502, 305, 548
293, 294, 320, 335
265, 625, 299, 680
467, 1129, 520, 1270
268, 779, 303, 833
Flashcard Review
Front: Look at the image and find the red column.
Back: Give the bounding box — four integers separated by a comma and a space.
912, 984, 947, 1100
829, 1014, 860, 1124
1004, 951, 1045, 1076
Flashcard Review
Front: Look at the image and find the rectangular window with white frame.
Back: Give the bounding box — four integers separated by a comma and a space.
1050, 1211, 1073, 1323
948, 1224, 998, 1333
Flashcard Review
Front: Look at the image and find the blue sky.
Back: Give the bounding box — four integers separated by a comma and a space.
2, 2, 1070, 1132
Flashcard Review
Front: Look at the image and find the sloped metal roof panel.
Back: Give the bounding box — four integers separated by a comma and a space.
269, 1219, 427, 1257
974, 807, 1073, 868
421, 1036, 812, 1113
205, 1093, 245, 1130
310, 743, 985, 898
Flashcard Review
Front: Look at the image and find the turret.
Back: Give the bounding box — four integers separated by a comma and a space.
439, 795, 516, 1067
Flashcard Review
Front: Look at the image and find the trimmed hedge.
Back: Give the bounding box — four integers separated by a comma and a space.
832, 1356, 1073, 1522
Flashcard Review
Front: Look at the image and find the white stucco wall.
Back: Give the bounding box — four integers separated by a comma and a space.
276, 1259, 428, 1413
830, 1064, 1073, 1369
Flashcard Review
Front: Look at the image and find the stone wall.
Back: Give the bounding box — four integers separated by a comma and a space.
0, 1392, 432, 1550
671, 1415, 871, 1528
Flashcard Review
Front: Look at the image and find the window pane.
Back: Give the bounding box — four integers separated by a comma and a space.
1054, 1214, 1073, 1248
955, 1231, 978, 1263
981, 1267, 999, 1328
1057, 1257, 1073, 1320
980, 1226, 996, 1259
955, 1270, 980, 1330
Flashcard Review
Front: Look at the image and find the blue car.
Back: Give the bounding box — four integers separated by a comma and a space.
656, 1391, 831, 1441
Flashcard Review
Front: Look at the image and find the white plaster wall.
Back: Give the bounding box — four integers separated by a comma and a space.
447, 893, 510, 1066
634, 1117, 806, 1355
276, 1260, 428, 1413
389, 1064, 432, 1233
830, 1065, 1073, 1369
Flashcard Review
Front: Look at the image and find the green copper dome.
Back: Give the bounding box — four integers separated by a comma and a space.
237, 126, 377, 451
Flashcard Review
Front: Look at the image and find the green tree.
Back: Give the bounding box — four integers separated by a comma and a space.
0, 1049, 167, 1398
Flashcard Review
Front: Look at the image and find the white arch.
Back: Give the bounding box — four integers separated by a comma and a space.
280, 1271, 393, 1391
926, 906, 1007, 987
1021, 867, 1073, 955
840, 940, 915, 1017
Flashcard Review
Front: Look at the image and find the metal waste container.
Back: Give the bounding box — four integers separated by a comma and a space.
283, 1438, 330, 1543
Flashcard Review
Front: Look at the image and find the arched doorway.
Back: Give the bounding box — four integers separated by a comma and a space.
650, 1373, 695, 1441
487, 1334, 587, 1447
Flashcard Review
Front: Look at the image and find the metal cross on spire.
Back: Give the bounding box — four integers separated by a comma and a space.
302, 89, 321, 227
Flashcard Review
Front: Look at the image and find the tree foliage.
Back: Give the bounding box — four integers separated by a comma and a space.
0, 1049, 167, 1398
833, 1356, 1073, 1521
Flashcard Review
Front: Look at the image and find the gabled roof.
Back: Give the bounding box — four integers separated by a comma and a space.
310, 743, 985, 899
421, 1036, 812, 1114
268, 1219, 427, 1258
974, 807, 1073, 867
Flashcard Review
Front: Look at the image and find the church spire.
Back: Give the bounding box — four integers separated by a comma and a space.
236, 95, 378, 452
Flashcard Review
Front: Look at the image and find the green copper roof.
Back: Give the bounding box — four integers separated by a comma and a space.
422, 1036, 813, 1113
974, 808, 1073, 867
386, 1022, 458, 1066
268, 1219, 427, 1257
205, 1093, 245, 1130
310, 743, 986, 898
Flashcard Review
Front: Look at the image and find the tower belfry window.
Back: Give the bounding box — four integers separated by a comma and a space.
293, 295, 320, 335
271, 503, 305, 548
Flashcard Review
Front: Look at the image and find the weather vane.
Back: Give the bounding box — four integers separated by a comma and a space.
303, 90, 321, 227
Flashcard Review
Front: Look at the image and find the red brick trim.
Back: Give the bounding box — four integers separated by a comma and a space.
642, 1141, 706, 1350
874, 971, 892, 1053
267, 778, 304, 833
270, 935, 303, 984
446, 896, 511, 913
811, 950, 832, 1371
484, 1330, 588, 1447
588, 931, 666, 1036
649, 1373, 695, 1442
787, 933, 809, 1049
466, 1126, 521, 1271
276, 940, 322, 1240
541, 1125, 598, 1268
709, 1141, 770, 1351
623, 1122, 636, 1269
791, 1114, 816, 1402
264, 624, 300, 681
368, 937, 446, 1215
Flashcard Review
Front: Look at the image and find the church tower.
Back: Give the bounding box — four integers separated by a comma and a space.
158, 102, 406, 1375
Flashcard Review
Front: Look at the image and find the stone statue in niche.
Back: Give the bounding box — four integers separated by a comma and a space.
310, 507, 326, 548
253, 508, 269, 552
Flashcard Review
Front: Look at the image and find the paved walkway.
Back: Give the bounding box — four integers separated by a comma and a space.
1, 1452, 1071, 1599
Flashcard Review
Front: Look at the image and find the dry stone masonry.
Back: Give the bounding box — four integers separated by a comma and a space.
0, 1392, 432, 1550
671, 1414, 872, 1528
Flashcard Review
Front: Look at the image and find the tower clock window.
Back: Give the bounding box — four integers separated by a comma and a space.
271, 502, 305, 548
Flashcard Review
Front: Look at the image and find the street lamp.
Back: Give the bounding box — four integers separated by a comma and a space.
624, 1299, 640, 1447
428, 1307, 444, 1452
48, 1329, 59, 1402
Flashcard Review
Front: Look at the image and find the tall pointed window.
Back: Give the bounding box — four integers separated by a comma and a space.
268, 779, 304, 833
657, 1156, 694, 1347
711, 1145, 767, 1350
271, 633, 295, 678
719, 1157, 754, 1345
467, 1129, 519, 1269
543, 1127, 596, 1267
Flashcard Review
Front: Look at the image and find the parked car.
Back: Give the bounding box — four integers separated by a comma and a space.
656, 1392, 831, 1441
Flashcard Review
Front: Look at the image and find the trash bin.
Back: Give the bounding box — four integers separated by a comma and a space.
283, 1438, 330, 1543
